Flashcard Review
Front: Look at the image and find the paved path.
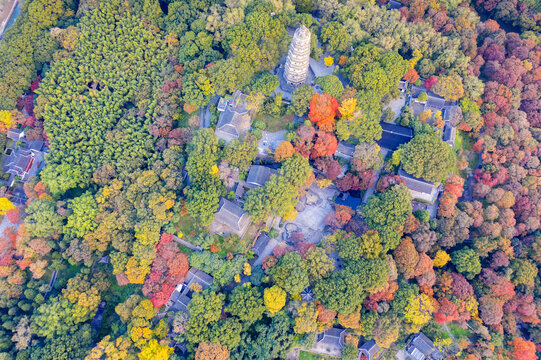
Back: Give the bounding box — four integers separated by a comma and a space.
173, 235, 202, 251
0, 0, 18, 37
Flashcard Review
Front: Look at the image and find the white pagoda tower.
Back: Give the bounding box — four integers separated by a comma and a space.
284, 25, 311, 86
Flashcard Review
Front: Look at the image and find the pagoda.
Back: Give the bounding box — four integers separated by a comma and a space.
284, 25, 311, 86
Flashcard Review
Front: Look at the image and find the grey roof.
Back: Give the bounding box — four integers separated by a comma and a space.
380, 122, 413, 137
7, 153, 33, 176
407, 333, 441, 360
399, 80, 408, 91
359, 339, 381, 360
216, 91, 252, 141
252, 232, 270, 256
442, 105, 461, 125
316, 328, 345, 347
185, 268, 213, 288
377, 122, 413, 151
389, 0, 402, 9
214, 198, 250, 232
7, 128, 24, 141
166, 268, 213, 313
335, 142, 356, 159
246, 166, 277, 188
216, 112, 251, 136
443, 123, 456, 146
398, 168, 436, 195
300, 287, 314, 302
425, 96, 446, 110
28, 140, 45, 152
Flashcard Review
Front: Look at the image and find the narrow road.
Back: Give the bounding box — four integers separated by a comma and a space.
44, 270, 57, 300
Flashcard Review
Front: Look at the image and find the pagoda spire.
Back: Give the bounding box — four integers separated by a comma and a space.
284, 25, 311, 86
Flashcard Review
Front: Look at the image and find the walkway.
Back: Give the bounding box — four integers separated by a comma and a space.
173, 235, 202, 251
0, 0, 18, 37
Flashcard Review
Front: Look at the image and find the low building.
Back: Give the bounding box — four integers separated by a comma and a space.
251, 232, 270, 257
377, 122, 413, 151
211, 198, 251, 238
398, 168, 440, 203
313, 328, 347, 355
443, 123, 457, 147
166, 268, 213, 313
245, 165, 278, 189
2, 138, 45, 187
300, 287, 314, 302
442, 105, 461, 126
358, 339, 381, 360
335, 142, 356, 160
406, 332, 442, 360
7, 128, 24, 142
215, 90, 252, 143
398, 80, 408, 94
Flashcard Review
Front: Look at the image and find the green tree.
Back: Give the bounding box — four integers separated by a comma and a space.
226, 284, 266, 322
451, 247, 481, 280
291, 85, 315, 116
362, 184, 412, 251
186, 129, 224, 225
315, 75, 344, 98
341, 344, 359, 360
343, 44, 406, 97
27, 324, 93, 360
313, 271, 364, 314
320, 21, 351, 54
37, 2, 169, 192
24, 199, 64, 238
337, 231, 383, 261
64, 191, 98, 237
185, 291, 225, 344
230, 311, 295, 360
268, 252, 309, 294
510, 259, 538, 287
223, 135, 259, 172
279, 153, 313, 188
243, 175, 298, 221
401, 133, 456, 183
250, 72, 280, 96
303, 247, 335, 282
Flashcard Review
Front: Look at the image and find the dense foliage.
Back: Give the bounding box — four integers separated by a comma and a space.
0, 0, 539, 359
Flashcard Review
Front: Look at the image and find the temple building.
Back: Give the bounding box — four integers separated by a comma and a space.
284, 25, 311, 86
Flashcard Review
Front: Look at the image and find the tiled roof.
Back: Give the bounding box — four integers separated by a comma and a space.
214, 198, 250, 231
335, 142, 356, 159
252, 232, 270, 256
378, 122, 413, 151
246, 166, 277, 188
398, 168, 436, 195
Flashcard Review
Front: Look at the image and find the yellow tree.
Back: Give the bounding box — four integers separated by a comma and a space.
404, 293, 436, 332
138, 339, 173, 360
0, 197, 16, 215
264, 285, 286, 314
338, 98, 357, 119
294, 303, 319, 334
433, 250, 451, 268
0, 111, 14, 133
